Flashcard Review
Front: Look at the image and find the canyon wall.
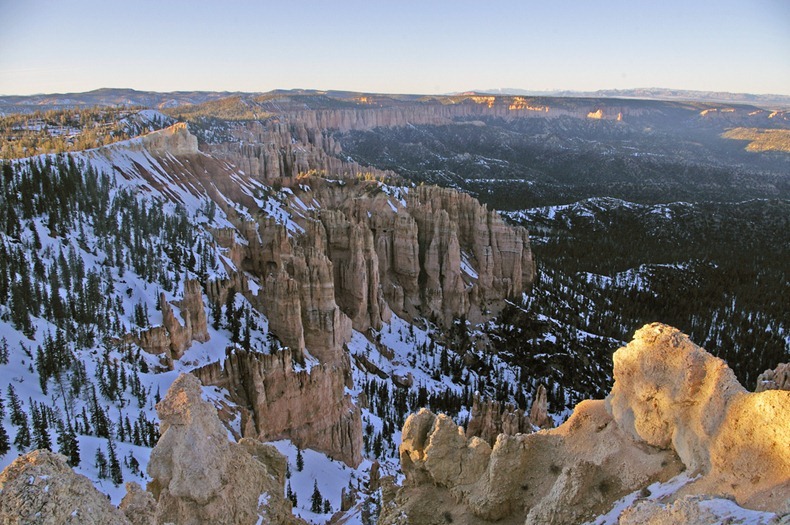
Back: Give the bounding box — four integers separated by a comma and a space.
110, 123, 534, 474
193, 349, 363, 468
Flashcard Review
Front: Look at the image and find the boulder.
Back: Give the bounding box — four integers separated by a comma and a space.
0, 449, 131, 525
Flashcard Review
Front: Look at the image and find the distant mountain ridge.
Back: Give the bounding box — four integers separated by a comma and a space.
476, 87, 790, 108
3, 86, 790, 114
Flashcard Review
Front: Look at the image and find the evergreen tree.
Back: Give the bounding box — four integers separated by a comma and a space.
295, 447, 304, 472
0, 337, 8, 364
287, 482, 297, 508
30, 400, 52, 451
95, 448, 108, 479
310, 480, 323, 513
210, 298, 221, 330
56, 419, 80, 467
225, 288, 241, 343
7, 385, 23, 425
13, 412, 31, 451
323, 498, 332, 514
107, 438, 123, 485
0, 396, 9, 456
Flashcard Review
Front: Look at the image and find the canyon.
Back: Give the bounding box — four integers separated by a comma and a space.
0, 90, 787, 525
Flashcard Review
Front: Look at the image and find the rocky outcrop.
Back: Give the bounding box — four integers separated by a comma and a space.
466, 394, 534, 445
135, 122, 198, 156
382, 323, 790, 524
755, 362, 790, 392
137, 281, 210, 365
119, 482, 157, 525
280, 180, 535, 327
466, 386, 552, 445
0, 449, 132, 525
607, 323, 790, 512
320, 209, 392, 332
404, 185, 535, 323
193, 349, 363, 467
618, 495, 780, 525
383, 400, 681, 525
177, 279, 209, 343
147, 373, 305, 525
529, 384, 551, 429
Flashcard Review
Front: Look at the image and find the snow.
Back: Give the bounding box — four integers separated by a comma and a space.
270, 440, 371, 524
460, 252, 478, 279
584, 472, 777, 525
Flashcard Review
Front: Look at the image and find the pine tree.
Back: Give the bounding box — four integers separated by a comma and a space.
95, 448, 108, 479
56, 419, 80, 467
287, 482, 297, 507
30, 400, 52, 451
0, 396, 9, 456
323, 498, 332, 514
13, 412, 31, 451
311, 481, 323, 513
296, 447, 304, 471
7, 385, 23, 425
107, 438, 123, 486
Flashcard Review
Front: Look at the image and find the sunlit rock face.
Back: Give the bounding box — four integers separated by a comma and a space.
381, 323, 790, 524
136, 122, 199, 156
607, 323, 790, 512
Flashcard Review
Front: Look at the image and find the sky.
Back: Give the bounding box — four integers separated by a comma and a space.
0, 0, 789, 96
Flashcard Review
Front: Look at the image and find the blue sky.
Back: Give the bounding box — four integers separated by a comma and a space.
1, 0, 788, 96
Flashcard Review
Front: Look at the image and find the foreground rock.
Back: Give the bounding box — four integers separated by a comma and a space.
0, 449, 131, 525
381, 323, 790, 524
147, 373, 305, 525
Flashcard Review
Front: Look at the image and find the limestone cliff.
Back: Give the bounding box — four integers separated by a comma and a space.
0, 450, 132, 525
381, 323, 790, 524
134, 122, 199, 156
147, 373, 305, 525
193, 349, 363, 467
256, 179, 536, 327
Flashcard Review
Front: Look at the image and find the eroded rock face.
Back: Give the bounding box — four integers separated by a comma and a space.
466, 394, 534, 445
147, 373, 304, 525
137, 280, 210, 365
0, 449, 131, 525
385, 401, 681, 525
136, 122, 198, 156
193, 349, 363, 467
607, 323, 790, 510
755, 362, 790, 392
119, 482, 156, 525
383, 323, 790, 524
529, 384, 552, 429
